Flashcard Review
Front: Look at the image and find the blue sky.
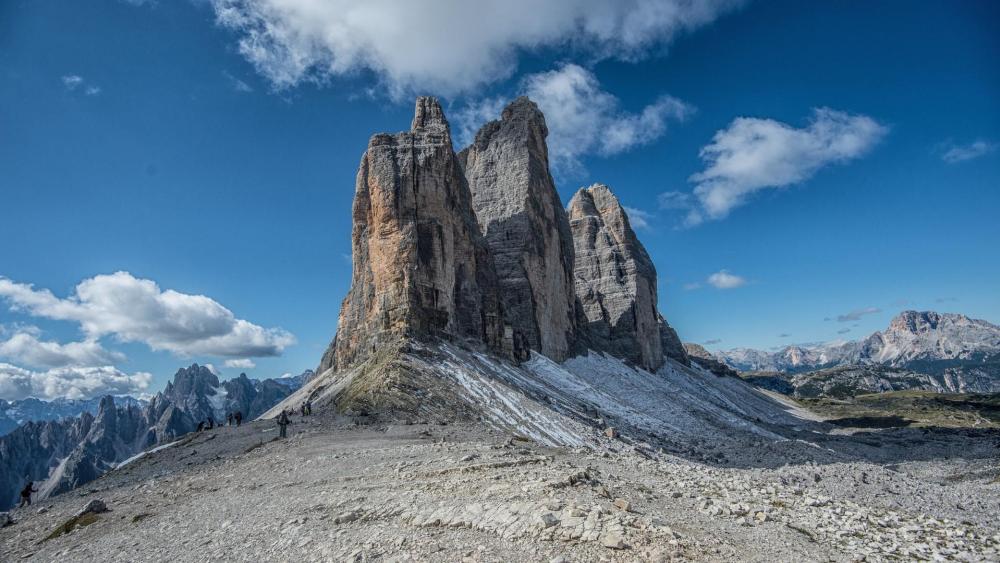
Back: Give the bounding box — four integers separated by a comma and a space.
1, 0, 998, 400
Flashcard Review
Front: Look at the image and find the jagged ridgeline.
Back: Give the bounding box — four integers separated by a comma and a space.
311, 96, 687, 414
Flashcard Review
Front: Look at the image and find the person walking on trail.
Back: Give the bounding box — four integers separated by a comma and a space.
226, 412, 233, 426
300, 403, 307, 417
277, 410, 290, 439
19, 481, 37, 508
234, 411, 243, 427
305, 401, 313, 416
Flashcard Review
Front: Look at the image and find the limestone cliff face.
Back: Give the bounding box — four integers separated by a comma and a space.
458, 97, 578, 362
568, 184, 687, 371
325, 97, 504, 372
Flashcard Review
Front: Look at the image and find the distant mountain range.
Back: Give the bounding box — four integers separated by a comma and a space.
0, 366, 308, 510
0, 396, 147, 437
714, 311, 1000, 396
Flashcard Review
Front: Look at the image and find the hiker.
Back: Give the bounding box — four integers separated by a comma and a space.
226, 412, 234, 426
19, 481, 37, 508
277, 410, 291, 439
207, 416, 215, 430
234, 411, 243, 427
196, 421, 205, 432
300, 403, 307, 417
305, 400, 313, 416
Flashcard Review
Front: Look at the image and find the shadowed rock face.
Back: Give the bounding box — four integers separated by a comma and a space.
323, 97, 505, 372
568, 184, 687, 371
459, 97, 578, 362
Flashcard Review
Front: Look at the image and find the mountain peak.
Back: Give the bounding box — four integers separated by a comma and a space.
411, 96, 449, 133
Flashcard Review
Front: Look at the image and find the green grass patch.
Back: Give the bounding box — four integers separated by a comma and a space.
41, 512, 101, 542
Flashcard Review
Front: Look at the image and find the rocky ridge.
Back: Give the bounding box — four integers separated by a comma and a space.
0, 366, 301, 510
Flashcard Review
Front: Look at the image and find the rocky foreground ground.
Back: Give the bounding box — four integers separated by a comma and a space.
2, 413, 999, 562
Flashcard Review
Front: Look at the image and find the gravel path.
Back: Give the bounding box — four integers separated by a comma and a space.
2, 414, 998, 562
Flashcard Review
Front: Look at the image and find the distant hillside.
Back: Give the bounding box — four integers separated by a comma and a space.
719, 311, 1000, 396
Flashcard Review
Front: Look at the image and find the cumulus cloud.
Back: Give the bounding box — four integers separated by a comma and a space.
0, 272, 295, 359
0, 363, 152, 401
0, 330, 123, 369
210, 0, 741, 96
456, 65, 691, 172
939, 140, 996, 163
706, 270, 746, 289
520, 64, 691, 172
836, 307, 880, 323
666, 108, 886, 226
224, 358, 256, 369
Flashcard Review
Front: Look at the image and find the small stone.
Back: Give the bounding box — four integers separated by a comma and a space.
533, 512, 560, 528
613, 498, 631, 512
0, 512, 11, 527
670, 491, 683, 499
602, 533, 627, 549
334, 510, 361, 524
36, 507, 48, 515
755, 511, 769, 523
604, 427, 618, 439
77, 499, 108, 516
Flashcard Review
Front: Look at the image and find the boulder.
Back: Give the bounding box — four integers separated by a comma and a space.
77, 498, 108, 516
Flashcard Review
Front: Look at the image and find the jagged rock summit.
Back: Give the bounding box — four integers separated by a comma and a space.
320, 97, 505, 374
305, 96, 702, 422
459, 96, 578, 362
568, 183, 687, 371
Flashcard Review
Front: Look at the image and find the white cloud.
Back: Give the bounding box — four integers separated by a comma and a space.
0, 272, 295, 359
706, 270, 746, 289
224, 358, 256, 369
0, 362, 152, 401
682, 282, 702, 291
453, 96, 507, 148
210, 0, 740, 96
836, 307, 880, 323
521, 64, 692, 172
0, 330, 123, 369
62, 75, 101, 95
940, 140, 996, 163
622, 206, 653, 231
677, 108, 886, 225
62, 75, 84, 90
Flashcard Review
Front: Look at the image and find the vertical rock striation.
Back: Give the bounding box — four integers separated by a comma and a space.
568, 184, 687, 371
324, 97, 504, 372
459, 97, 578, 361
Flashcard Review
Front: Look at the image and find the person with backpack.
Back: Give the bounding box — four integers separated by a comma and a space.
234, 411, 243, 427
277, 410, 290, 439
19, 481, 38, 508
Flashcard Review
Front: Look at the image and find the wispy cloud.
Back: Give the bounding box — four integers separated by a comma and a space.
778, 333, 790, 338
223, 71, 254, 93
662, 108, 886, 226
623, 206, 654, 231
224, 358, 256, 369
837, 328, 851, 335
835, 307, 880, 322
706, 270, 747, 289
703, 339, 722, 345
939, 139, 996, 163
62, 75, 102, 95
